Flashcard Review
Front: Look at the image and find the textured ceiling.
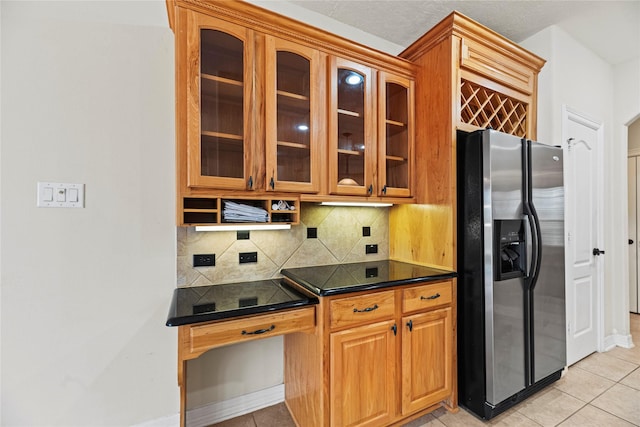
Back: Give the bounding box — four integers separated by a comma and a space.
290, 0, 640, 65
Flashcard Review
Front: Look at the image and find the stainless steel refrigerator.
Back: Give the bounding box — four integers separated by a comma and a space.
457, 129, 566, 419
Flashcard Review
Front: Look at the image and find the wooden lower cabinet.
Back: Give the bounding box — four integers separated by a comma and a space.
330, 320, 397, 427
401, 308, 452, 415
284, 279, 457, 427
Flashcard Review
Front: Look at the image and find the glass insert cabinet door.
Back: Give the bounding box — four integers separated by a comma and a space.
185, 12, 255, 190
329, 57, 375, 196
265, 37, 323, 193
378, 72, 413, 197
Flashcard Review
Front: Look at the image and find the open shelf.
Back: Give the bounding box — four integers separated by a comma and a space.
181, 196, 299, 226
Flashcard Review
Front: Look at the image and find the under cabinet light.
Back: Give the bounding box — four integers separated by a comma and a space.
195, 224, 292, 232
320, 202, 392, 207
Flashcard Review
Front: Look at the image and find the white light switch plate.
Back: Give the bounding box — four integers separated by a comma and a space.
37, 182, 85, 208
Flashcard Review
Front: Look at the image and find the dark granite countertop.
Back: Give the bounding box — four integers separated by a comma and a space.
281, 260, 456, 296
166, 279, 318, 326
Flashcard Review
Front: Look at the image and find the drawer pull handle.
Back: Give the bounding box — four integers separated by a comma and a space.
421, 293, 441, 300
242, 324, 275, 335
353, 304, 378, 313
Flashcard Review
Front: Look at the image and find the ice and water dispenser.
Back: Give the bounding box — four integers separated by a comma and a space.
494, 220, 526, 281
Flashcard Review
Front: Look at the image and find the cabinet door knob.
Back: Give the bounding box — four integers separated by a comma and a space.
406, 319, 413, 332
368, 184, 373, 195
270, 177, 275, 190
391, 324, 397, 336
247, 176, 253, 190
382, 185, 388, 195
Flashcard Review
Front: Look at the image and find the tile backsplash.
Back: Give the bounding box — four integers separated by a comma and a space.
177, 203, 389, 287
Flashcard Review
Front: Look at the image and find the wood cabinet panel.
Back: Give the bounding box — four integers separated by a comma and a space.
377, 71, 414, 198
403, 281, 452, 313
401, 308, 452, 415
329, 56, 376, 197
181, 306, 315, 360
265, 36, 325, 194
184, 10, 256, 190
460, 38, 536, 95
329, 290, 395, 329
330, 320, 396, 427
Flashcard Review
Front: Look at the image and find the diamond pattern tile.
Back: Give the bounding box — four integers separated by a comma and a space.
178, 203, 389, 287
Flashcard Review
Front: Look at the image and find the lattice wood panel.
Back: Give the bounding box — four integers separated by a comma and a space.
460, 80, 528, 137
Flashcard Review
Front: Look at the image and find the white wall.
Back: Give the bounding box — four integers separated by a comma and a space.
521, 26, 632, 344
1, 1, 177, 425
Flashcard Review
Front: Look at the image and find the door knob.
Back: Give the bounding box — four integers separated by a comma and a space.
630, 239, 635, 245
593, 248, 605, 256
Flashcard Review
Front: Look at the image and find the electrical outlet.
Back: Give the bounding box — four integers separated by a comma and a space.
194, 254, 215, 267
239, 251, 258, 264
307, 227, 317, 238
362, 226, 371, 237
237, 230, 250, 240
365, 244, 378, 254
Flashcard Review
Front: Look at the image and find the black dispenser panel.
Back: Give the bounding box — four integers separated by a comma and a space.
494, 219, 525, 281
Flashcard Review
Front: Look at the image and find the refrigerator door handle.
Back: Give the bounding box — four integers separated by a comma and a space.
528, 203, 543, 289
522, 139, 543, 288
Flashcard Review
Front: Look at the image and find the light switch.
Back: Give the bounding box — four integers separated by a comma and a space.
43, 187, 54, 202
37, 182, 84, 208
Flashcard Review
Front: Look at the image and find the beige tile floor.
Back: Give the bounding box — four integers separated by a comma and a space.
211, 314, 640, 427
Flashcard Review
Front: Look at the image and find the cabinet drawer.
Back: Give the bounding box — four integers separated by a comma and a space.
184, 306, 315, 358
460, 38, 536, 95
330, 290, 395, 329
402, 281, 452, 313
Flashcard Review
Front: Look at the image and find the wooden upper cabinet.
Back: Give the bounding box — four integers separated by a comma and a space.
329, 57, 376, 197
169, 0, 416, 216
378, 72, 414, 198
389, 11, 544, 270
265, 37, 325, 194
184, 11, 256, 190
401, 11, 545, 141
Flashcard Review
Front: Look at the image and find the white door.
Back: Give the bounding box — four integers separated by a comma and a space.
563, 106, 604, 366
629, 157, 639, 313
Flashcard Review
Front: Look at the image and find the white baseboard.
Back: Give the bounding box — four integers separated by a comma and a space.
603, 332, 634, 350
187, 384, 284, 427
133, 384, 284, 427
